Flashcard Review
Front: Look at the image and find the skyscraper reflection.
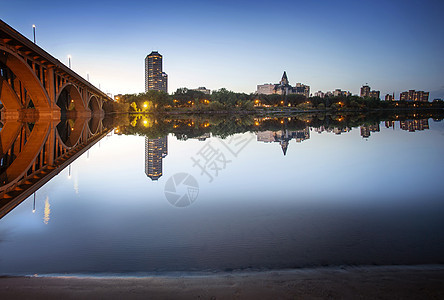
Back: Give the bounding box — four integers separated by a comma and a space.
145, 136, 168, 181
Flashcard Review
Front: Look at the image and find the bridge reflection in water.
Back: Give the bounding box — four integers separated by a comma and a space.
0, 116, 111, 219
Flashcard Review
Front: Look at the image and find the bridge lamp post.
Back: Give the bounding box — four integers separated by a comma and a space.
32, 24, 36, 43
68, 55, 72, 68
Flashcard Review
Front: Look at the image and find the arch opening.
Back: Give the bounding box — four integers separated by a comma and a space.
88, 95, 101, 115
56, 118, 85, 148
56, 84, 85, 118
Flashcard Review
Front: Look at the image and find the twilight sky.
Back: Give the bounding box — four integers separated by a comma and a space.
2, 0, 444, 99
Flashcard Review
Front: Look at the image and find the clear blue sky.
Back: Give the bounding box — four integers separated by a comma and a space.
2, 0, 444, 99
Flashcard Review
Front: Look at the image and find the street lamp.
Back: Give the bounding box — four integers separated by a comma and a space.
67, 54, 72, 68
32, 24, 36, 43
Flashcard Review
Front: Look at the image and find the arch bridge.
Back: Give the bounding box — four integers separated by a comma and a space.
0, 19, 112, 121
0, 117, 111, 219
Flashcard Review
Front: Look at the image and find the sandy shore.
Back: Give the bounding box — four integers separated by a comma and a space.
1, 265, 444, 299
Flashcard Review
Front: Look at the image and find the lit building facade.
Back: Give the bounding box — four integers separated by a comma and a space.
145, 51, 168, 93
360, 85, 370, 97
333, 89, 351, 97
369, 90, 380, 99
400, 90, 429, 102
400, 119, 429, 132
313, 91, 325, 98
256, 72, 310, 98
256, 84, 275, 95
145, 136, 168, 181
360, 85, 380, 99
360, 123, 380, 138
385, 93, 395, 101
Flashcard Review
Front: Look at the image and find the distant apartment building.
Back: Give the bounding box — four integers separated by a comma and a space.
145, 51, 168, 93
369, 90, 380, 99
313, 91, 325, 98
191, 87, 211, 95
360, 85, 371, 97
256, 72, 310, 98
333, 89, 351, 97
318, 89, 351, 98
385, 93, 395, 101
399, 90, 429, 102
360, 85, 380, 99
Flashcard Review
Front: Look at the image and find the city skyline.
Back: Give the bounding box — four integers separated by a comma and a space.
1, 0, 443, 100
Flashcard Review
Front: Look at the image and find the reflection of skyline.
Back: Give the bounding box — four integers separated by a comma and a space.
257, 128, 310, 155
400, 119, 429, 132
128, 117, 436, 181
314, 126, 351, 135
360, 124, 380, 138
145, 136, 168, 181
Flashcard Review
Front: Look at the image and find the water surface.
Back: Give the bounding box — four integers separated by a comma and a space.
0, 116, 443, 275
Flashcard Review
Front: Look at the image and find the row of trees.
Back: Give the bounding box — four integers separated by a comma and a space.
114, 88, 443, 112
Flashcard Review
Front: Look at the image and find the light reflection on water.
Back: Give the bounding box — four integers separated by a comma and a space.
0, 116, 443, 275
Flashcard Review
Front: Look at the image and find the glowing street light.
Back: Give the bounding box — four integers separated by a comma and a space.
32, 24, 36, 43
67, 55, 72, 68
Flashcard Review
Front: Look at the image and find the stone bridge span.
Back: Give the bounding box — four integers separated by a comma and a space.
0, 19, 112, 121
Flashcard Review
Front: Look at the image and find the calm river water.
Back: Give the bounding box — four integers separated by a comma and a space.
1, 115, 443, 275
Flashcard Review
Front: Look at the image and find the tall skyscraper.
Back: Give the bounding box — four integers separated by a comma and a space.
145, 51, 168, 93
145, 136, 168, 181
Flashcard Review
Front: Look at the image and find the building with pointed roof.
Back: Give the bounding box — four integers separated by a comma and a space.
256, 72, 310, 98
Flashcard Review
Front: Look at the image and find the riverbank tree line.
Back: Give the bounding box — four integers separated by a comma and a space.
109, 88, 444, 113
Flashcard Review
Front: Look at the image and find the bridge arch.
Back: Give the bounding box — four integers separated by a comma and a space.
0, 46, 50, 109
0, 121, 51, 190
88, 95, 102, 115
56, 83, 86, 116
88, 116, 102, 135
56, 118, 86, 149
0, 75, 23, 111
0, 121, 22, 159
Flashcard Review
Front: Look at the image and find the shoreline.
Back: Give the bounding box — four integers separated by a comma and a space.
2, 264, 444, 299
119, 106, 444, 115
